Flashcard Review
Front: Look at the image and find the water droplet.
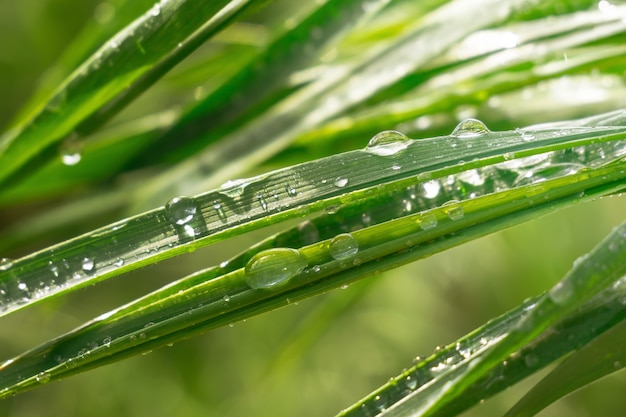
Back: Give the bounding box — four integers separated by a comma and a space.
285, 184, 297, 196
257, 193, 268, 211
114, 258, 124, 267
443, 200, 464, 220
548, 280, 574, 306
417, 212, 438, 230
36, 372, 51, 384
165, 196, 198, 225
520, 130, 535, 141
366, 130, 411, 156
329, 233, 359, 260
82, 257, 95, 272
149, 4, 161, 16
324, 205, 340, 215
451, 119, 490, 138
524, 353, 539, 368
223, 295, 231, 303
0, 258, 13, 271
334, 177, 348, 188
245, 248, 307, 289
373, 394, 387, 412
405, 375, 418, 390
60, 137, 83, 166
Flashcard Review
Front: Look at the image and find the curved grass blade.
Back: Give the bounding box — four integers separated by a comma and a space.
145, 0, 395, 161
503, 317, 626, 417
2, 112, 626, 317
364, 218, 626, 417
135, 0, 540, 207
0, 0, 255, 186
337, 276, 626, 417
1, 130, 626, 398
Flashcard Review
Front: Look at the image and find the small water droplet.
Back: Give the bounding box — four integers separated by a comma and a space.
329, 233, 359, 260
334, 177, 348, 188
451, 119, 490, 138
549, 280, 574, 306
0, 258, 13, 271
524, 353, 539, 368
325, 205, 340, 215
366, 130, 411, 156
114, 258, 124, 267
257, 193, 268, 211
60, 137, 83, 166
223, 295, 231, 303
36, 372, 51, 384
443, 200, 464, 220
417, 212, 438, 230
285, 184, 298, 196
82, 257, 95, 272
165, 196, 198, 225
149, 4, 161, 16
405, 375, 418, 390
520, 130, 535, 141
245, 248, 307, 289
373, 394, 387, 412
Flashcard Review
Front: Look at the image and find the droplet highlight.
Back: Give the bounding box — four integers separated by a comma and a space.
366, 130, 411, 156
451, 118, 490, 138
165, 196, 198, 225
245, 248, 307, 289
329, 233, 359, 260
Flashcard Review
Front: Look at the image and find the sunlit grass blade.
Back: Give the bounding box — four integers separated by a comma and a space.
0, 0, 254, 186
1, 121, 626, 398
503, 318, 626, 417
134, 0, 540, 208
2, 112, 626, 317
366, 218, 626, 417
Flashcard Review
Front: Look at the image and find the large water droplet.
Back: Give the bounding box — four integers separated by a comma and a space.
329, 233, 359, 260
245, 248, 307, 289
366, 130, 411, 156
165, 196, 198, 225
451, 119, 490, 138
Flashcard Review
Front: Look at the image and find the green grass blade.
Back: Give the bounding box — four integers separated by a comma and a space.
365, 218, 626, 417
2, 113, 625, 317
0, 0, 254, 186
1, 116, 626, 398
503, 318, 626, 417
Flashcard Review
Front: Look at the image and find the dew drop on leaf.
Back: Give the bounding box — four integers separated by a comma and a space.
329, 233, 359, 260
443, 200, 465, 220
60, 136, 83, 166
365, 130, 411, 156
36, 372, 51, 384
82, 257, 95, 272
451, 118, 490, 138
417, 212, 438, 230
0, 258, 13, 271
245, 248, 307, 289
165, 196, 198, 225
334, 177, 349, 188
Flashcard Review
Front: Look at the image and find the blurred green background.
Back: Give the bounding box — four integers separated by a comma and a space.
1, 1, 625, 416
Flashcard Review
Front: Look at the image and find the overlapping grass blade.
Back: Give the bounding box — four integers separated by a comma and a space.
353, 217, 626, 417
0, 0, 255, 186
503, 317, 626, 417
1, 110, 626, 399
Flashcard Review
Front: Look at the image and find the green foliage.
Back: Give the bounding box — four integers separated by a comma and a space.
1, 0, 626, 416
